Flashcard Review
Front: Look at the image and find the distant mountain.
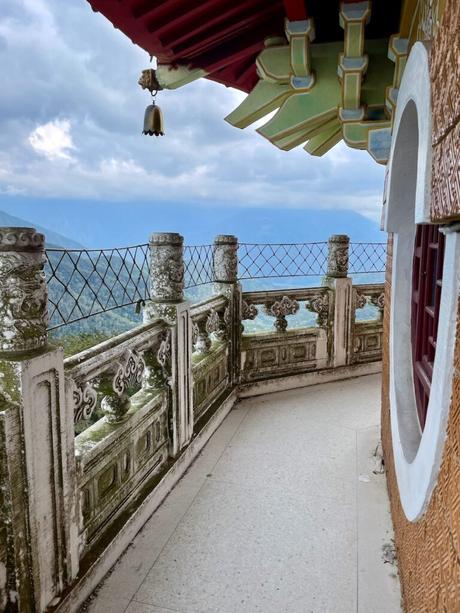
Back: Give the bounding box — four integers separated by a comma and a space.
0, 209, 85, 249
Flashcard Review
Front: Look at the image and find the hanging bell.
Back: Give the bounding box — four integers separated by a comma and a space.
142, 101, 165, 137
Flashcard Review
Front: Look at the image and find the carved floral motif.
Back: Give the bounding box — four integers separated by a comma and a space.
0, 228, 48, 353
100, 349, 145, 423
206, 309, 221, 335
73, 382, 98, 422
266, 296, 299, 332
305, 292, 330, 327
370, 292, 385, 311
241, 301, 258, 320
194, 318, 212, 354
355, 293, 368, 310
327, 235, 349, 278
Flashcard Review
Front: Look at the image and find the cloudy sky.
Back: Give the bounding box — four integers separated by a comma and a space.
0, 0, 386, 247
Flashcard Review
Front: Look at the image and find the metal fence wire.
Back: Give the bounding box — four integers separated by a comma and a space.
238, 242, 329, 279
349, 242, 387, 274
45, 240, 386, 330
184, 245, 214, 287
46, 245, 150, 330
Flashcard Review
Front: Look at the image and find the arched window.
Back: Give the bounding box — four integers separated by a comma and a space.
411, 224, 445, 429
384, 42, 460, 521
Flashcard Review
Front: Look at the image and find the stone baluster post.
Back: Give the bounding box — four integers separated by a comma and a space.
213, 235, 241, 385
144, 232, 193, 456
0, 228, 78, 611
323, 234, 353, 367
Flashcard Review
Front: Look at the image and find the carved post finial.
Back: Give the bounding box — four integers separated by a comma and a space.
0, 227, 48, 355
145, 232, 185, 324
327, 234, 349, 278
149, 232, 184, 302
213, 235, 238, 285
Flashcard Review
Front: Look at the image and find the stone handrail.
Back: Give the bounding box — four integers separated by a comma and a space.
190, 294, 228, 354
66, 320, 168, 423
0, 228, 385, 612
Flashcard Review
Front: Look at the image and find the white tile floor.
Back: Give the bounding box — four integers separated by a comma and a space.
85, 374, 401, 613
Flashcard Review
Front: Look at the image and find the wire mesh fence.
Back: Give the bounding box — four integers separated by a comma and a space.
349, 242, 387, 274
45, 240, 386, 331
46, 243, 217, 330
238, 242, 329, 280
46, 245, 150, 331
184, 245, 214, 287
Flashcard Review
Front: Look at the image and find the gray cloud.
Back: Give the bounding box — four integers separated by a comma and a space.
0, 0, 385, 220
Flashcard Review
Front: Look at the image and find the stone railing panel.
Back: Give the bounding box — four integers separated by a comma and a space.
190, 294, 231, 423
65, 321, 168, 428
241, 288, 333, 382
242, 287, 334, 333
242, 327, 328, 383
351, 283, 385, 363
75, 387, 168, 553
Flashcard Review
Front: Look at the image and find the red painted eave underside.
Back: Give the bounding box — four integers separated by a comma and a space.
87, 0, 287, 92
87, 0, 402, 93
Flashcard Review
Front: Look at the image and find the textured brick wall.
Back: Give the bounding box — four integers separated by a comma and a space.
382, 5, 460, 610
431, 0, 460, 221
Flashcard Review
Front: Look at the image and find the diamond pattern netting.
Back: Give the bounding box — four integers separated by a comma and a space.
348, 242, 387, 274
45, 241, 386, 330
184, 245, 214, 287
46, 245, 150, 330
238, 242, 329, 279
46, 243, 216, 330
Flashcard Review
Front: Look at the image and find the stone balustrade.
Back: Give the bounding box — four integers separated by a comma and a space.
0, 228, 384, 613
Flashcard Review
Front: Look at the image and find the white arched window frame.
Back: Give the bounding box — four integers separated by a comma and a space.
384, 42, 460, 521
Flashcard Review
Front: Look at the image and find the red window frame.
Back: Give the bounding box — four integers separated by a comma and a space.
411, 224, 445, 430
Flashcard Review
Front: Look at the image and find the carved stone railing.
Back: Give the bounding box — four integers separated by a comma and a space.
240, 275, 384, 385
0, 228, 383, 612
64, 321, 170, 553
241, 287, 333, 383
190, 292, 234, 424
351, 283, 385, 364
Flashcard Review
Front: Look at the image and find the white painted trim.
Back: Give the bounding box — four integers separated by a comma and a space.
390, 233, 460, 520
384, 42, 432, 232
385, 41, 460, 521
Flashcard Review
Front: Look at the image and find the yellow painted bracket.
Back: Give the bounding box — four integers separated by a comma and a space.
285, 19, 316, 90
155, 64, 207, 89
386, 35, 409, 117
338, 1, 371, 116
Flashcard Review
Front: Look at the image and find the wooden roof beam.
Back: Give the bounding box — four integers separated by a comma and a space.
163, 0, 272, 50
174, 5, 282, 60
146, 0, 231, 36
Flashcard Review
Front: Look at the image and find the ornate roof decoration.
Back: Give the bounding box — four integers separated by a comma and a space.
86, 0, 444, 163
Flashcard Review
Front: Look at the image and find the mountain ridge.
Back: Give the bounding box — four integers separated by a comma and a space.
0, 210, 85, 249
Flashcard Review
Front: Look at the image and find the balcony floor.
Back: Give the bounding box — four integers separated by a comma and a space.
86, 374, 401, 613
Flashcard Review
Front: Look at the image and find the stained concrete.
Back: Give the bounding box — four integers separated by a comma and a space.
86, 374, 401, 613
